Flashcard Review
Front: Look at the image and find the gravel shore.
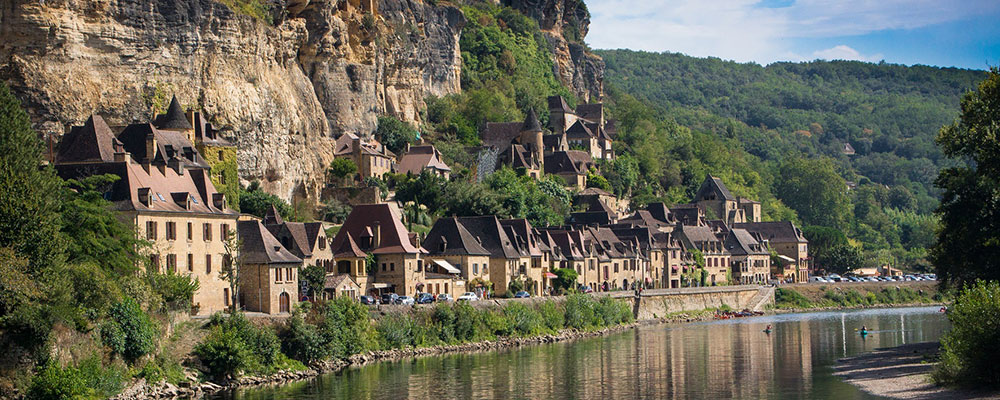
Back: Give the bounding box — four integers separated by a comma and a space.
833, 342, 998, 400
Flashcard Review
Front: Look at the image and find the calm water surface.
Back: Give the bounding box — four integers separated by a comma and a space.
221, 306, 949, 399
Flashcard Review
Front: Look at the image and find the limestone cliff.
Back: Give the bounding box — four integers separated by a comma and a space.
0, 0, 464, 202
500, 0, 603, 102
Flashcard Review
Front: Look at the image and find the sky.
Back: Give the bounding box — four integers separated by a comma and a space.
586, 0, 1000, 70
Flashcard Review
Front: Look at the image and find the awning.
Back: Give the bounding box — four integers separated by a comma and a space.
671, 266, 678, 272
778, 255, 796, 263
432, 259, 461, 274
544, 272, 558, 279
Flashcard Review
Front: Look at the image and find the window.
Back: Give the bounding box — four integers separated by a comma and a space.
417, 260, 423, 272
382, 263, 386, 272
221, 224, 230, 240
187, 253, 194, 272
224, 288, 230, 307
166, 222, 176, 240
614, 263, 619, 273
390, 262, 395, 272
205, 254, 212, 274
146, 221, 157, 240
319, 237, 326, 250
150, 254, 160, 273
275, 269, 281, 283
203, 223, 213, 241
187, 222, 193, 240
286, 268, 293, 282
166, 254, 177, 273
473, 263, 478, 275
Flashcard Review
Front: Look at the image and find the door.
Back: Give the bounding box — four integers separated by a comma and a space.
279, 292, 290, 313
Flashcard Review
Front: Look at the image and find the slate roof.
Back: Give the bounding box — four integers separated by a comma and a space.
695, 175, 736, 202
455, 216, 521, 259
733, 221, 808, 243
725, 228, 769, 256
544, 150, 594, 175
670, 204, 705, 226
154, 96, 193, 131
542, 133, 567, 152
263, 205, 284, 225
422, 217, 491, 256
331, 203, 420, 255
676, 225, 723, 249
499, 144, 538, 170
117, 122, 210, 169
579, 187, 613, 197
522, 108, 542, 132
565, 120, 595, 140
397, 145, 451, 175
568, 211, 612, 226
237, 220, 302, 265
575, 103, 603, 123
57, 115, 122, 164
482, 122, 523, 149
547, 95, 573, 113
333, 133, 395, 158
604, 119, 618, 138
500, 219, 543, 257
620, 210, 670, 230
265, 219, 313, 259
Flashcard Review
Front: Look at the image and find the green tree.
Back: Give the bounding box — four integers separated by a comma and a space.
300, 264, 326, 300
100, 297, 157, 363
327, 158, 357, 185
61, 175, 148, 276
933, 280, 1000, 387
552, 268, 579, 294
931, 68, 1000, 287
776, 158, 851, 230
375, 116, 418, 155
816, 244, 864, 274
239, 181, 293, 220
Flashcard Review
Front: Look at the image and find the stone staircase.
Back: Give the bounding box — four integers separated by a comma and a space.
746, 286, 775, 312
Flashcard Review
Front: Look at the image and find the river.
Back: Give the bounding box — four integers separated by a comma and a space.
218, 306, 949, 399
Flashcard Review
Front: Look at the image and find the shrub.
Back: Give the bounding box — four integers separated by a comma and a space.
504, 303, 545, 336
377, 314, 423, 349
933, 281, 1000, 387
774, 288, 813, 309
282, 312, 330, 363
595, 296, 634, 326
452, 301, 490, 342
195, 327, 249, 381
431, 303, 457, 343
564, 294, 598, 330
538, 300, 564, 332
101, 297, 157, 363
27, 361, 94, 400
318, 297, 378, 357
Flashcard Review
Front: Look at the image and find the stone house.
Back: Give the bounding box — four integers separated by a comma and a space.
421, 216, 491, 297
333, 133, 395, 181
676, 224, 731, 286
501, 218, 546, 295
544, 150, 595, 189
237, 220, 302, 314
734, 221, 810, 283
453, 216, 526, 296
396, 144, 452, 179
329, 203, 424, 296
263, 206, 333, 273
55, 113, 239, 316
725, 228, 771, 285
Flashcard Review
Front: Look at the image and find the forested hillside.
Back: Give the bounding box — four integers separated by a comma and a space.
595, 49, 988, 271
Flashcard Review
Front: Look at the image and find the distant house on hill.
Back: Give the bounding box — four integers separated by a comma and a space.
396, 144, 451, 179
333, 133, 395, 180
842, 142, 856, 155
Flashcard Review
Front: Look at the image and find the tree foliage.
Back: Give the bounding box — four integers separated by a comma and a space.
375, 116, 418, 155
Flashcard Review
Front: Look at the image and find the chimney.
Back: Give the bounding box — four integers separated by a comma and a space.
145, 131, 157, 163
352, 137, 361, 156
372, 221, 381, 248
114, 151, 131, 163
212, 193, 226, 210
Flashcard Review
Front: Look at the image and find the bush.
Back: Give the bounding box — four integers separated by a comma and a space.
564, 294, 598, 330
318, 297, 379, 357
595, 296, 634, 326
933, 281, 1000, 387
504, 303, 545, 336
538, 300, 564, 332
101, 297, 157, 363
195, 327, 249, 381
27, 361, 94, 400
282, 312, 330, 363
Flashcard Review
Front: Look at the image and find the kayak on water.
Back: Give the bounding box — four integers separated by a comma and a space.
763, 325, 772, 334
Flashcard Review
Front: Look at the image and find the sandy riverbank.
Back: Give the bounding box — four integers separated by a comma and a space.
833, 342, 998, 400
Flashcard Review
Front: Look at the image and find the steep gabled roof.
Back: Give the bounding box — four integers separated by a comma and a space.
482, 122, 523, 149
544, 150, 594, 175
332, 232, 366, 258
695, 175, 736, 202
238, 220, 302, 265
264, 205, 284, 225
575, 103, 603, 123
422, 217, 491, 256
677, 225, 723, 249
154, 96, 193, 131
324, 274, 360, 291
304, 222, 325, 252
547, 95, 573, 113
456, 216, 520, 259
725, 228, 768, 256
57, 115, 121, 164
500, 219, 543, 257
117, 122, 209, 169
733, 221, 808, 243
331, 203, 420, 254
397, 145, 451, 175
565, 120, 595, 140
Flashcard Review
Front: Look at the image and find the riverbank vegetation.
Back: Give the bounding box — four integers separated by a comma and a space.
192, 295, 634, 377
772, 286, 944, 310
932, 281, 1000, 387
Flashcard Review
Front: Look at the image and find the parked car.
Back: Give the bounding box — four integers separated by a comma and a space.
580, 285, 594, 293
514, 291, 531, 298
416, 293, 435, 304
809, 276, 827, 283
437, 294, 454, 302
396, 296, 415, 305
381, 293, 399, 304
457, 292, 479, 301
359, 296, 376, 305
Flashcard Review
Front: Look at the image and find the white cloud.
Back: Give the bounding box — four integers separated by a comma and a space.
811, 45, 883, 62
586, 0, 999, 64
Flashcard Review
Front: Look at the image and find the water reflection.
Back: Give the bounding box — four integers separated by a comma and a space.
222, 307, 948, 400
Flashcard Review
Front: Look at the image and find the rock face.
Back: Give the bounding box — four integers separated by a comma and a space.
500, 0, 603, 102
0, 0, 464, 202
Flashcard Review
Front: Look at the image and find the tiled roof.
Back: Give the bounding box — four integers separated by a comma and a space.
332, 232, 366, 258
733, 221, 808, 243
237, 220, 302, 265
397, 145, 451, 175
695, 175, 736, 202
500, 219, 543, 257
725, 228, 768, 256
456, 216, 520, 259
117, 123, 209, 169
565, 120, 594, 140
522, 108, 542, 132
544, 150, 594, 175
422, 217, 491, 256
324, 274, 360, 291
57, 115, 121, 164
482, 122, 522, 149
547, 95, 573, 113
575, 103, 603, 123
331, 203, 420, 254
